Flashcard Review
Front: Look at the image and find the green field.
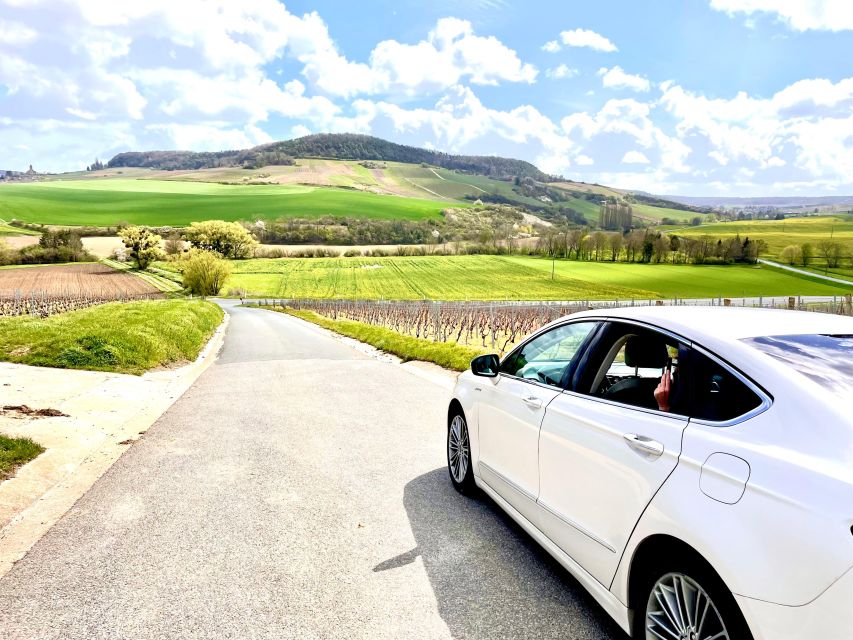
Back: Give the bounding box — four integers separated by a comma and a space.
0, 299, 223, 374
632, 203, 702, 223
0, 179, 451, 227
675, 215, 853, 258
154, 255, 852, 300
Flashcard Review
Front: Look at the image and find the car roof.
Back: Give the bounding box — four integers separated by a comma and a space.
567, 306, 853, 343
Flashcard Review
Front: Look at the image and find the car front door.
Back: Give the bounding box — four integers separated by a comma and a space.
536, 321, 690, 585
477, 321, 598, 522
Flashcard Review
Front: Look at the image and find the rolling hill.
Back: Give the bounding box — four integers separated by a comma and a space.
107, 133, 551, 181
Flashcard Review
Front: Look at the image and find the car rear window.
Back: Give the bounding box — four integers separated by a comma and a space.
742, 334, 853, 396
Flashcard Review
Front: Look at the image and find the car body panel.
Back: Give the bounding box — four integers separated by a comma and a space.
449, 307, 853, 639
538, 391, 687, 585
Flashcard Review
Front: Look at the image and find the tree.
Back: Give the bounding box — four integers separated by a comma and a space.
800, 242, 814, 267
690, 216, 702, 227
780, 244, 802, 266
608, 232, 624, 261
180, 249, 232, 296
184, 220, 258, 259
118, 226, 162, 269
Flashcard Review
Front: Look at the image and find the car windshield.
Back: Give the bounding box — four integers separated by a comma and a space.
742, 334, 853, 396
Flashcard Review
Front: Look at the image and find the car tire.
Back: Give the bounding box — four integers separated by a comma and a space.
633, 557, 753, 640
447, 411, 476, 495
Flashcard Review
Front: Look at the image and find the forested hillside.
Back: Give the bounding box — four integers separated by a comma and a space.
107, 133, 550, 181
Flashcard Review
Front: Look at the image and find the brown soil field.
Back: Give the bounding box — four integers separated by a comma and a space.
0, 263, 158, 297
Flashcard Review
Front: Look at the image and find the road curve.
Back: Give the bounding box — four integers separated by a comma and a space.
0, 301, 625, 640
758, 258, 853, 286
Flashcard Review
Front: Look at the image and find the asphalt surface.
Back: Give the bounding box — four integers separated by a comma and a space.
0, 301, 626, 640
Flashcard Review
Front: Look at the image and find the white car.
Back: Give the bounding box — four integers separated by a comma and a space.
446, 306, 853, 640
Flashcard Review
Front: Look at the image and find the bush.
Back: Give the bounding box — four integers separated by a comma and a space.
181, 250, 232, 296
185, 220, 258, 259
118, 226, 163, 269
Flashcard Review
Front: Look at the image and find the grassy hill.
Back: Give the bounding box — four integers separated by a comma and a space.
7, 134, 709, 229
108, 133, 550, 181
0, 179, 451, 226
154, 255, 851, 300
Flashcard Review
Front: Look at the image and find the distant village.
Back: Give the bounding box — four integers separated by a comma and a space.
0, 165, 39, 181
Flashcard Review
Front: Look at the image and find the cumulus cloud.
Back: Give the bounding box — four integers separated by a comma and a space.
622, 150, 650, 164
542, 40, 561, 53
598, 66, 651, 92
0, 18, 37, 45
545, 64, 578, 79
709, 0, 853, 31
559, 28, 618, 52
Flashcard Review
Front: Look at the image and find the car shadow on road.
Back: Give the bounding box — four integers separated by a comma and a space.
376, 468, 628, 639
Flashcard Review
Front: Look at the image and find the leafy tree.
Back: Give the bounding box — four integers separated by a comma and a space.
780, 245, 801, 266
118, 226, 163, 269
185, 220, 258, 259
800, 242, 814, 267
690, 216, 702, 227
180, 250, 232, 296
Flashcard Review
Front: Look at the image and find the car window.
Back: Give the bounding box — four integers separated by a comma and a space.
684, 349, 763, 423
579, 322, 687, 413
742, 334, 853, 397
500, 322, 596, 387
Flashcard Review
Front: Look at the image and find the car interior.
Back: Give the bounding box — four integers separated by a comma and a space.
590, 333, 677, 410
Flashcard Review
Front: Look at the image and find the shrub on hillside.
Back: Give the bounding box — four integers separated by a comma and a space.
185, 220, 258, 259
118, 226, 163, 269
180, 250, 232, 296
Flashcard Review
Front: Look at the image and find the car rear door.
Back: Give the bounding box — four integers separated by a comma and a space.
477, 321, 598, 523
536, 321, 690, 585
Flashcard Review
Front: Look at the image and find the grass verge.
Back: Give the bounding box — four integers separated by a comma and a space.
0, 434, 44, 481
0, 299, 223, 375
268, 306, 484, 371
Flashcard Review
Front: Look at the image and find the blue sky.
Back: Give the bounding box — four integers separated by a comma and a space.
0, 0, 851, 196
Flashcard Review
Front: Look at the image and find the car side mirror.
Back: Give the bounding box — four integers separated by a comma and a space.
472, 354, 500, 378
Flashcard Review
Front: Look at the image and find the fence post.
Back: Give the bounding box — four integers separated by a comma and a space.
723, 298, 731, 307
845, 294, 852, 316
787, 296, 796, 310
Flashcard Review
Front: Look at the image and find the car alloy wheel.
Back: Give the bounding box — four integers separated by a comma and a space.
645, 572, 729, 640
448, 415, 470, 484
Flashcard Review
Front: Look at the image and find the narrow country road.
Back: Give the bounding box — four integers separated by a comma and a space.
0, 301, 625, 640
758, 258, 853, 286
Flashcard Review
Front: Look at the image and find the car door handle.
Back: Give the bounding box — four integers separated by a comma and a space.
623, 433, 664, 458
522, 395, 543, 409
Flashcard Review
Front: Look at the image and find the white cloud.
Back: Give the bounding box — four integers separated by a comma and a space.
575, 154, 594, 165
561, 98, 692, 173
146, 123, 273, 151
659, 77, 853, 182
622, 150, 650, 164
0, 18, 37, 45
290, 124, 311, 138
559, 28, 617, 52
598, 66, 651, 92
545, 64, 578, 80
542, 40, 561, 53
709, 0, 853, 31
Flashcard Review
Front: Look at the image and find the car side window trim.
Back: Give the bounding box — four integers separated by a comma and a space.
498, 319, 603, 391
561, 317, 772, 426
685, 342, 772, 428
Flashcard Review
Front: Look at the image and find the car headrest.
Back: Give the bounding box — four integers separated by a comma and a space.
624, 335, 669, 369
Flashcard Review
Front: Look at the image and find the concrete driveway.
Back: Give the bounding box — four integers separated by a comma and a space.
0, 301, 625, 640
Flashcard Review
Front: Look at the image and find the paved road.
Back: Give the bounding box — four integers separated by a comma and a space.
0, 301, 625, 640
758, 258, 853, 286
